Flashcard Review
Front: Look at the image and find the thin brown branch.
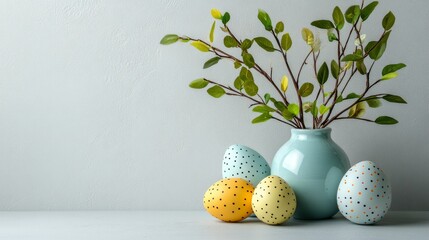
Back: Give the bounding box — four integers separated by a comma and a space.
272, 116, 299, 128
270, 30, 306, 128
321, 76, 383, 128
225, 26, 242, 46
335, 117, 374, 123
339, 68, 358, 97
296, 50, 313, 84
320, 28, 343, 126
204, 78, 298, 128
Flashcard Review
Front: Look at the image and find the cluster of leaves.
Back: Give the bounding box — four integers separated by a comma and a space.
160, 1, 407, 128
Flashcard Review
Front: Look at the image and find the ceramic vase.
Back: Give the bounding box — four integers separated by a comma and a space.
271, 128, 350, 220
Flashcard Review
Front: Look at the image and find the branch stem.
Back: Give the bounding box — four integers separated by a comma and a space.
271, 30, 306, 128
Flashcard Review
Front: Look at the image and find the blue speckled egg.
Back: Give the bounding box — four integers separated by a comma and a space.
222, 144, 270, 187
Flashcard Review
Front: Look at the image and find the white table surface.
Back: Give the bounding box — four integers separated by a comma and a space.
0, 211, 427, 240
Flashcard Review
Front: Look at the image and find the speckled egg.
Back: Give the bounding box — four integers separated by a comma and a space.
203, 178, 254, 222
252, 176, 296, 225
223, 144, 270, 187
337, 161, 391, 224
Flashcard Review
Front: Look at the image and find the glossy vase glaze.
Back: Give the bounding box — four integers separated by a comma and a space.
271, 128, 350, 220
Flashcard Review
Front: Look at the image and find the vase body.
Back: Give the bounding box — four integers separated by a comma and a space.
271, 128, 350, 220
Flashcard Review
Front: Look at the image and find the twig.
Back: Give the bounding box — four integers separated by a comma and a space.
270, 30, 306, 128
335, 117, 374, 123
204, 78, 299, 128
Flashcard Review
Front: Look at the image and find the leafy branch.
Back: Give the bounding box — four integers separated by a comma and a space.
161, 0, 407, 129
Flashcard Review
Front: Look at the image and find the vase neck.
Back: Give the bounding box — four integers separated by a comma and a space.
290, 128, 332, 140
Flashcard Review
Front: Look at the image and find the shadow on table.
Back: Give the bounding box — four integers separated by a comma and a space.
373, 212, 429, 226
240, 215, 344, 227
239, 212, 429, 227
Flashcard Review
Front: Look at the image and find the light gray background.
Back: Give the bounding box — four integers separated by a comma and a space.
0, 0, 427, 210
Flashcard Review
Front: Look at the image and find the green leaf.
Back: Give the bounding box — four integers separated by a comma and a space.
349, 102, 366, 118
327, 29, 337, 42
191, 41, 210, 52
281, 33, 292, 51
254, 37, 276, 52
367, 99, 382, 108
252, 113, 272, 124
243, 53, 255, 68
239, 67, 254, 81
382, 63, 406, 75
366, 41, 386, 60
311, 101, 318, 117
324, 92, 332, 98
381, 72, 398, 80
243, 80, 258, 96
264, 93, 271, 104
341, 54, 362, 62
258, 9, 272, 31
342, 62, 353, 70
363, 96, 379, 101
382, 94, 407, 104
179, 37, 190, 43
298, 82, 314, 97
275, 21, 284, 34
253, 105, 275, 113
224, 36, 238, 48
361, 1, 379, 21
189, 78, 209, 89
331, 60, 339, 79
335, 95, 344, 103
234, 61, 241, 69
375, 116, 398, 125
355, 48, 364, 56
209, 21, 215, 43
222, 12, 230, 25
345, 5, 361, 24
369, 43, 386, 60
365, 31, 390, 60
207, 85, 225, 98
381, 27, 392, 42
241, 39, 253, 50
332, 6, 345, 30
233, 76, 243, 90
273, 101, 287, 112
203, 57, 221, 69
282, 109, 294, 120
311, 20, 335, 29
287, 103, 299, 116
160, 34, 179, 45
357, 61, 367, 74
382, 11, 395, 31
344, 93, 360, 100
319, 104, 330, 115
317, 62, 329, 85
365, 41, 377, 54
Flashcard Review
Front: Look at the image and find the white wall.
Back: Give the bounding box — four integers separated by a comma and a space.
0, 0, 427, 210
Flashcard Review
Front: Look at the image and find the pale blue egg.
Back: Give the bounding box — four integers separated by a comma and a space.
337, 161, 391, 224
222, 144, 270, 187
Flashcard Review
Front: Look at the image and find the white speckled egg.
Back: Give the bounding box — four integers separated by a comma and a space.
252, 176, 296, 225
223, 144, 270, 187
337, 161, 391, 224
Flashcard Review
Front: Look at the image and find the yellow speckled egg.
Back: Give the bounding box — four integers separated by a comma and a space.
252, 175, 296, 225
203, 178, 254, 222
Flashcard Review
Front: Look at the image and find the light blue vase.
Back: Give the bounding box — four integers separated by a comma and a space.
271, 128, 350, 220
